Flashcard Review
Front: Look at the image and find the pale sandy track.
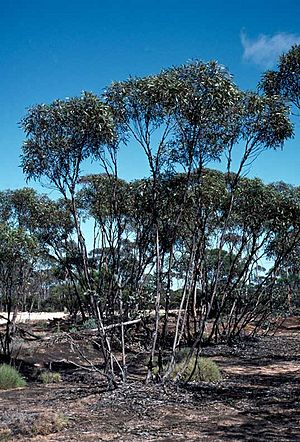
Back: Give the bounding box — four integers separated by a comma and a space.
0, 311, 67, 325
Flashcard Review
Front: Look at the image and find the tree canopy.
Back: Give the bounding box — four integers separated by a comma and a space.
260, 44, 300, 112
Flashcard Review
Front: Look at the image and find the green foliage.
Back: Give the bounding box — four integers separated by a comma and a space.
39, 371, 62, 384
79, 174, 131, 220
0, 364, 26, 390
0, 188, 73, 242
172, 355, 221, 382
69, 326, 78, 333
260, 44, 300, 110
0, 223, 37, 263
105, 61, 242, 171
21, 92, 116, 189
82, 318, 97, 329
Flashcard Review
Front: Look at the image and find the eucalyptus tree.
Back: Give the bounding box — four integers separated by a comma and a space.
260, 45, 300, 112
156, 172, 276, 346
0, 188, 73, 250
105, 61, 244, 379
202, 177, 285, 341
79, 172, 165, 379
0, 188, 82, 314
0, 224, 38, 358
79, 173, 172, 376
258, 44, 300, 312
78, 174, 137, 319
264, 182, 300, 312
21, 92, 119, 383
105, 71, 175, 377
161, 91, 292, 377
21, 92, 116, 288
203, 175, 300, 342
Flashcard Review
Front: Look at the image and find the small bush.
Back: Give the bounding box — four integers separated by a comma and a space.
82, 318, 97, 329
0, 364, 26, 390
0, 428, 12, 441
39, 371, 62, 384
175, 347, 191, 363
172, 356, 221, 382
7, 412, 68, 438
69, 326, 78, 333
31, 413, 68, 436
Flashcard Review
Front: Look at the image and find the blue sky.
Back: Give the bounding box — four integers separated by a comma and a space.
1, 0, 300, 191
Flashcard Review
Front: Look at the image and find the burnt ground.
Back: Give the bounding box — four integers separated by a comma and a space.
0, 318, 299, 441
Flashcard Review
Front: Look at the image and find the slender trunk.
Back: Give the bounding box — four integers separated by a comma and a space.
146, 226, 161, 382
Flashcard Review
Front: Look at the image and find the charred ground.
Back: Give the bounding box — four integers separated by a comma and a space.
0, 317, 299, 441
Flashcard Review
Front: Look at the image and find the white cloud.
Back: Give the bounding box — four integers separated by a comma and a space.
241, 31, 300, 68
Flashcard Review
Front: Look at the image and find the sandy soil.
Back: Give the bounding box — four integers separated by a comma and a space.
0, 312, 67, 325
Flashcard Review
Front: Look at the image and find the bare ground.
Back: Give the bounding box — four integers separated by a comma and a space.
0, 317, 299, 441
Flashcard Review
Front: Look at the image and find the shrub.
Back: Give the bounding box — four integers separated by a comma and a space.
82, 318, 97, 329
0, 428, 12, 441
0, 364, 26, 390
175, 347, 191, 363
69, 326, 78, 333
172, 356, 221, 382
39, 371, 62, 384
7, 412, 68, 437
31, 413, 68, 436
